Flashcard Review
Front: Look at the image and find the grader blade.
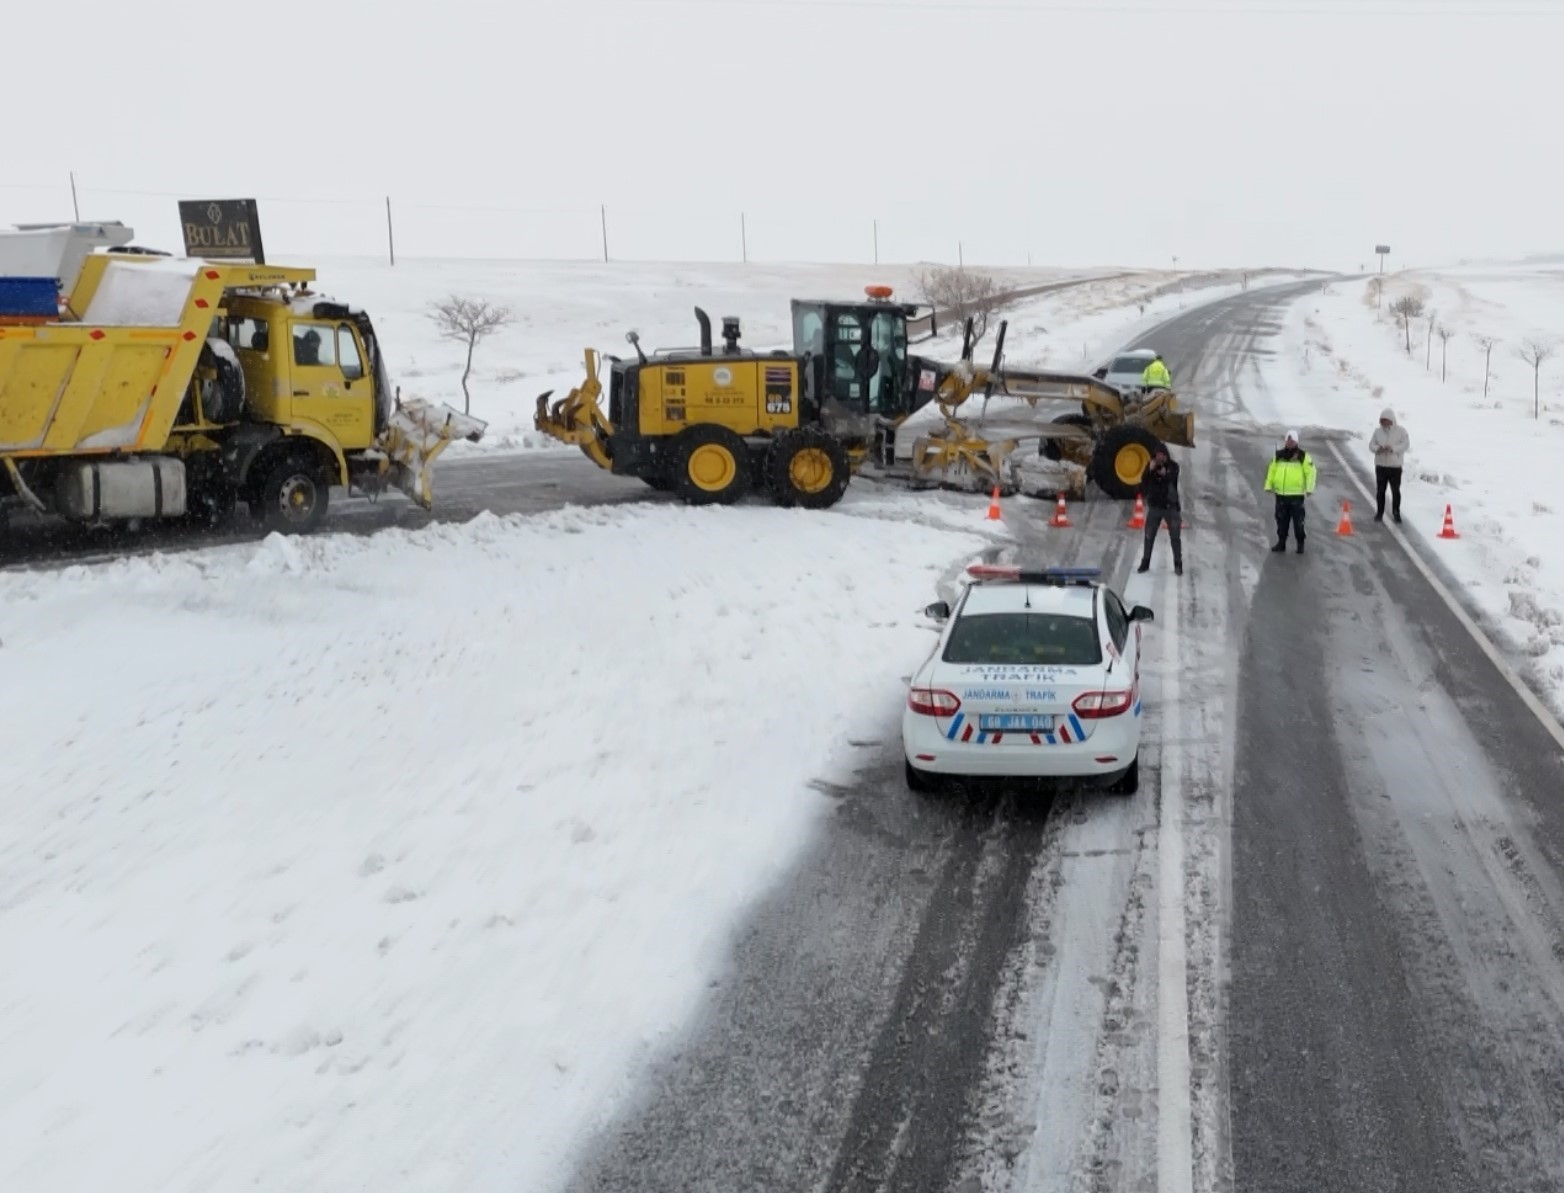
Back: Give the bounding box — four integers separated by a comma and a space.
377, 397, 487, 510
909, 425, 1023, 494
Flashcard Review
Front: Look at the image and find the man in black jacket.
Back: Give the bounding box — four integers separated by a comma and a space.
1136, 445, 1183, 576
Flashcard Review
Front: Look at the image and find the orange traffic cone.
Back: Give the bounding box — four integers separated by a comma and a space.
1049, 492, 1073, 528
985, 485, 1002, 521
1335, 499, 1355, 536
1438, 504, 1460, 539
1126, 493, 1146, 529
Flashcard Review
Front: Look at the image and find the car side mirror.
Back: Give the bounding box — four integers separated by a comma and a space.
1093, 367, 1108, 379
1128, 605, 1155, 623
923, 600, 951, 621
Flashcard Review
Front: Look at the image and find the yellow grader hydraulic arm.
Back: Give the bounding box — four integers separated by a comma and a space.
534, 348, 613, 470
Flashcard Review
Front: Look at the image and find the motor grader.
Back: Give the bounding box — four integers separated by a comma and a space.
533, 285, 1195, 507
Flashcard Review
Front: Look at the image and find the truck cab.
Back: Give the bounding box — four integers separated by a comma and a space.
221, 295, 393, 452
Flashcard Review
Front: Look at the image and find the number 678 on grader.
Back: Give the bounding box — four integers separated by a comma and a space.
533, 286, 1196, 507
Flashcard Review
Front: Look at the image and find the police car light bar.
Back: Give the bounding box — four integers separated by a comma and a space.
966, 564, 1102, 584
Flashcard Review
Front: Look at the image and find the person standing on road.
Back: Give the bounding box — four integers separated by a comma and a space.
1136, 446, 1183, 576
1140, 353, 1172, 391
1369, 407, 1410, 523
1265, 430, 1316, 553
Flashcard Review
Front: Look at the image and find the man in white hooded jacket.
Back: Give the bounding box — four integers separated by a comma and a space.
1370, 407, 1410, 523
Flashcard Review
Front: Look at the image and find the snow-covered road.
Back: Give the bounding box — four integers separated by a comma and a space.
10, 274, 1564, 1193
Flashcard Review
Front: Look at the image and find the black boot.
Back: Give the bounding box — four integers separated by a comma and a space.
1271, 541, 1286, 553
1296, 540, 1305, 554
1175, 560, 1183, 576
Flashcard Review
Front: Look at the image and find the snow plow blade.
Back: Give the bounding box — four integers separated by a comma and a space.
377, 397, 487, 510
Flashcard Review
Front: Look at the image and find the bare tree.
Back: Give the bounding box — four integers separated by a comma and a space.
915, 264, 1003, 345
1436, 324, 1455, 382
1473, 334, 1499, 398
1367, 277, 1384, 311
1517, 338, 1558, 419
1424, 309, 1437, 369
1390, 295, 1425, 354
427, 295, 513, 415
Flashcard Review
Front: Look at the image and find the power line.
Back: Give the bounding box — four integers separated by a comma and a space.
585, 0, 1564, 13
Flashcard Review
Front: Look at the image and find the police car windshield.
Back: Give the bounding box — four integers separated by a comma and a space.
942, 612, 1102, 666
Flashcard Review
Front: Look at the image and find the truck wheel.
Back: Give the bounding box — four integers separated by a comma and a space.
1090, 426, 1163, 500
669, 426, 752, 506
255, 456, 330, 533
201, 340, 247, 424
767, 427, 851, 509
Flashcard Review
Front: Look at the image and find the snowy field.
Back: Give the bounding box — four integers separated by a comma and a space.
1252, 263, 1564, 710
281, 256, 1306, 453
0, 491, 1011, 1193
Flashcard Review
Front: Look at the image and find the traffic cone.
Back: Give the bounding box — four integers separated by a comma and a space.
1335, 499, 1354, 536
1438, 504, 1460, 539
1049, 492, 1073, 528
985, 485, 1002, 521
1126, 493, 1146, 529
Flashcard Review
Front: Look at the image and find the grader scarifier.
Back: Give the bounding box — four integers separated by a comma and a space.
533, 285, 1195, 508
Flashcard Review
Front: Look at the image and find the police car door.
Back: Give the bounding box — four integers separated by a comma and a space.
1102, 587, 1138, 697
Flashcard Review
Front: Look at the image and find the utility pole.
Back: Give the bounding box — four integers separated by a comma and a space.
601, 205, 610, 263
873, 219, 879, 266
958, 241, 964, 268
741, 212, 747, 263
69, 172, 80, 221
385, 197, 396, 266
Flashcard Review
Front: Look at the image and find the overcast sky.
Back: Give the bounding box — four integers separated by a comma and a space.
5, 0, 1559, 271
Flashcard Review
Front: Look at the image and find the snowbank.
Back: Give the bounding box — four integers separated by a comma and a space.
1253, 266, 1564, 708
0, 496, 1001, 1193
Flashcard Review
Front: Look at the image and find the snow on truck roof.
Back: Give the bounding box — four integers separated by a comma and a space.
81, 257, 205, 326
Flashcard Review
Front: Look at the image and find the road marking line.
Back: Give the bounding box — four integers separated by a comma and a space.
1158, 562, 1194, 1193
1326, 439, 1564, 755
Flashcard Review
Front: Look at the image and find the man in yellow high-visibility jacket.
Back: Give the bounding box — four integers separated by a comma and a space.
1141, 353, 1172, 391
1265, 429, 1317, 553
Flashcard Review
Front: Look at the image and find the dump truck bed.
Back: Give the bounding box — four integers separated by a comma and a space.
0, 255, 314, 457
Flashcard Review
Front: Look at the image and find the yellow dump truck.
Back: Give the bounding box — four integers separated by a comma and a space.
0, 222, 482, 538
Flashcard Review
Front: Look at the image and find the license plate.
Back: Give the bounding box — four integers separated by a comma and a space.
978, 713, 1054, 732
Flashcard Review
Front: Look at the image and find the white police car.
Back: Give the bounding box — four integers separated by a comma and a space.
902, 564, 1154, 794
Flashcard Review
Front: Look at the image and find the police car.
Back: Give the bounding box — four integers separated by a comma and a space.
902, 564, 1154, 794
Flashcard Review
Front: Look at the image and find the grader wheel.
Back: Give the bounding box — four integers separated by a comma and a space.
1089, 425, 1163, 500
767, 427, 851, 509
669, 425, 752, 505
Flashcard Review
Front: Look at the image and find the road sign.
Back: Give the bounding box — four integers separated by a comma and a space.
1375, 244, 1390, 255
178, 199, 265, 263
